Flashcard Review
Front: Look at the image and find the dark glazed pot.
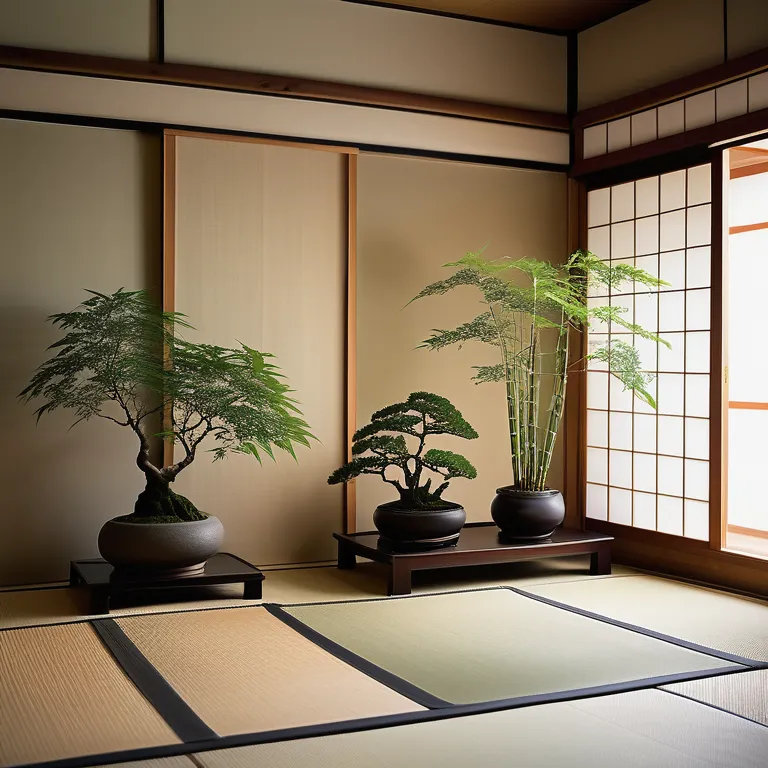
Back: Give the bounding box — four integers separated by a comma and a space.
98, 515, 224, 577
373, 502, 466, 550
491, 487, 565, 541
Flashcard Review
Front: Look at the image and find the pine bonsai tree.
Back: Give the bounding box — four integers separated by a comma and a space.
20, 289, 314, 523
328, 391, 478, 509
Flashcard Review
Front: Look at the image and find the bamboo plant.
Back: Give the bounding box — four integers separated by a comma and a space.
411, 249, 669, 492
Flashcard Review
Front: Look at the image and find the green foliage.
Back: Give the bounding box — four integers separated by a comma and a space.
587, 339, 657, 409
328, 391, 478, 509
20, 288, 315, 521
412, 248, 669, 491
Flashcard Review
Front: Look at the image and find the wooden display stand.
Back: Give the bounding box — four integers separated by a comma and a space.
69, 552, 264, 614
334, 523, 613, 596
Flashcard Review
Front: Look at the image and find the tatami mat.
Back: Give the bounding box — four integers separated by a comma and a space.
0, 623, 179, 768
188, 689, 768, 768
663, 669, 768, 726
0, 557, 635, 630
117, 607, 423, 737
92, 760, 195, 768
527, 575, 768, 662
279, 588, 744, 705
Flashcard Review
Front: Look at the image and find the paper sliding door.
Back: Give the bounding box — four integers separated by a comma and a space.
169, 133, 348, 565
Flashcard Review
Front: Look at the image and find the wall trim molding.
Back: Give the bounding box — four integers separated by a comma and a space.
0, 45, 569, 132
0, 67, 570, 168
574, 46, 768, 129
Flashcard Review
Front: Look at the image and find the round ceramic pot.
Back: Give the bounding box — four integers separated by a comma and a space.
490, 487, 565, 541
373, 502, 466, 550
98, 515, 224, 576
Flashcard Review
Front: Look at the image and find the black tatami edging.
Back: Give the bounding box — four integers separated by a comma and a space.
16, 663, 755, 768
263, 603, 451, 709
11, 584, 767, 768
506, 586, 767, 669
269, 583, 767, 668
91, 619, 217, 743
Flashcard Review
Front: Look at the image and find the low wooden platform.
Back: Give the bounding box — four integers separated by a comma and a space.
334, 524, 613, 595
69, 553, 264, 614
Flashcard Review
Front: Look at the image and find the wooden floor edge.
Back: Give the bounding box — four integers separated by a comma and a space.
613, 545, 768, 600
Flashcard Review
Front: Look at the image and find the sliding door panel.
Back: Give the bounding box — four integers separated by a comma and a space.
725, 157, 768, 556
172, 135, 346, 564
585, 165, 713, 540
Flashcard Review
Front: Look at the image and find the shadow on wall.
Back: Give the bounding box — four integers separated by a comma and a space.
0, 307, 151, 586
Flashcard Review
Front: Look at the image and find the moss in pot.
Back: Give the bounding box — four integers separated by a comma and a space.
329, 391, 478, 549
20, 288, 315, 575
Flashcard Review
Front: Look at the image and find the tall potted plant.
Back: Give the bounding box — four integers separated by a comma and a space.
328, 391, 478, 548
20, 288, 314, 574
411, 249, 668, 540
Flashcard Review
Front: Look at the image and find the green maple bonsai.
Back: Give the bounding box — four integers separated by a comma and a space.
328, 391, 478, 509
20, 289, 314, 523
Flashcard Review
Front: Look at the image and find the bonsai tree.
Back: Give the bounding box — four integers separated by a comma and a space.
20, 288, 314, 522
328, 391, 478, 509
411, 249, 669, 492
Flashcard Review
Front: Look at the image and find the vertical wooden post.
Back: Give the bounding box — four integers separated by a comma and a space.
162, 131, 176, 469
344, 153, 358, 534
564, 177, 587, 529
710, 149, 728, 551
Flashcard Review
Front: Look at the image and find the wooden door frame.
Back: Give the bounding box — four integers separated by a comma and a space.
572, 142, 768, 596
162, 129, 359, 535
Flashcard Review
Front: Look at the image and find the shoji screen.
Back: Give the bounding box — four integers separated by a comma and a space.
171, 134, 347, 564
585, 164, 712, 540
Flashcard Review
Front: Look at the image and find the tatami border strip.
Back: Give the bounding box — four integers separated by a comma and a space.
272, 584, 767, 667
14, 664, 752, 768
91, 619, 218, 744
263, 603, 450, 709
507, 587, 767, 668
9, 586, 766, 768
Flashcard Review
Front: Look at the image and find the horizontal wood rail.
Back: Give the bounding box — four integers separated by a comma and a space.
729, 222, 768, 234
731, 162, 768, 179
574, 46, 768, 129
0, 45, 570, 132
585, 519, 768, 597
729, 401, 768, 409
727, 524, 768, 541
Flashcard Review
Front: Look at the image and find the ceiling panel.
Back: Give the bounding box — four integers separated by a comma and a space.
352, 0, 650, 32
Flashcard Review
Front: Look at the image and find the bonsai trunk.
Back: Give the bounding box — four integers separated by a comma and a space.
133, 444, 205, 522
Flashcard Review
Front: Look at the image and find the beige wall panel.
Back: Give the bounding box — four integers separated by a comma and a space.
356, 154, 567, 530
0, 0, 153, 59
172, 137, 345, 565
728, 0, 768, 58
0, 68, 570, 166
578, 0, 724, 109
0, 120, 161, 586
165, 0, 567, 113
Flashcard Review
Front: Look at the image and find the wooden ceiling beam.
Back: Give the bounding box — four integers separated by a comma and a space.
0, 45, 569, 131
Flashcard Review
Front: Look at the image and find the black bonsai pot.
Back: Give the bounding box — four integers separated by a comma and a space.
98, 514, 225, 577
491, 487, 565, 541
373, 501, 466, 550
